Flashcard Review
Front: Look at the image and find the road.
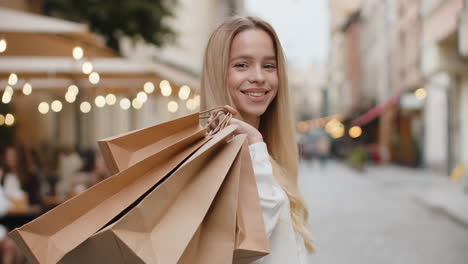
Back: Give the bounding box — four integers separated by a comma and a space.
299, 160, 468, 264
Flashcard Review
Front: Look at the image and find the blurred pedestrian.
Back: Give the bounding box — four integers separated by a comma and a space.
0, 145, 28, 212
315, 133, 331, 169
56, 146, 83, 201
201, 16, 313, 263
0, 164, 25, 264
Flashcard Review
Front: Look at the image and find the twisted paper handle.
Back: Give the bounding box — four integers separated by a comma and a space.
199, 106, 233, 136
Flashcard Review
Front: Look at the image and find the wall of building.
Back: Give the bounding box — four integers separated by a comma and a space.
460, 76, 468, 164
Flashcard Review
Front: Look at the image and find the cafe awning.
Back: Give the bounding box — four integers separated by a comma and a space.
0, 7, 199, 94
351, 92, 402, 126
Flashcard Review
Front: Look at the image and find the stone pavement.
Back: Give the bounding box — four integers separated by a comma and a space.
364, 163, 468, 227
299, 159, 468, 264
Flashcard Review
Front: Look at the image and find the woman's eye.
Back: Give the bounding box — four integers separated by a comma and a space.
264, 64, 277, 69
234, 63, 248, 68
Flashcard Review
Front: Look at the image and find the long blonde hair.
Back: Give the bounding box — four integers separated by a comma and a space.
200, 16, 314, 252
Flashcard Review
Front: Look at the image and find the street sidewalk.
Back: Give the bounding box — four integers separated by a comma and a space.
364, 164, 468, 227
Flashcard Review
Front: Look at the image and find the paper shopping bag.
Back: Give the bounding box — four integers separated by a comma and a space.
99, 120, 271, 263
233, 140, 270, 263
9, 114, 209, 264
60, 126, 242, 264
98, 113, 205, 174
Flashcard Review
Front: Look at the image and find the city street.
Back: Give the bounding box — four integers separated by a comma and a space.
299, 160, 468, 264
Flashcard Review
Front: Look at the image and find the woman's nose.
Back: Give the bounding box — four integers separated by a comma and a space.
248, 65, 266, 84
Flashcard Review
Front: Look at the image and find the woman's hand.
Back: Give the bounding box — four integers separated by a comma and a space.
208, 105, 263, 145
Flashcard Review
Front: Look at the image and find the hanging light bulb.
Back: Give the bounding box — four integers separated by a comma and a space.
80, 101, 92, 113
8, 73, 18, 86
73, 46, 84, 60
120, 98, 131, 110
51, 100, 63, 112
144, 81, 155, 94
137, 91, 148, 103
4, 86, 14, 96
38, 102, 50, 114
0, 38, 6, 53
89, 72, 100, 84
132, 98, 143, 109
95, 95, 106, 108
68, 85, 79, 96
105, 94, 116, 105
178, 85, 191, 100
167, 101, 178, 113
22, 82, 32, 95
82, 61, 93, 74
2, 92, 11, 104
65, 92, 76, 103
160, 80, 172, 96
5, 114, 14, 126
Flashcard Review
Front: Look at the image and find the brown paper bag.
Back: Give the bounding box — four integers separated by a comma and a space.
101, 121, 271, 263
179, 138, 269, 264
98, 113, 204, 174
9, 114, 209, 264
60, 126, 242, 264
233, 140, 270, 263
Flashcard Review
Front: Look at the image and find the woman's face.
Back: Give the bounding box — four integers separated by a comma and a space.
227, 29, 278, 121
5, 147, 17, 169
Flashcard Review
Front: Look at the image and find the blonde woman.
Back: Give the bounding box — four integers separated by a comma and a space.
201, 16, 314, 263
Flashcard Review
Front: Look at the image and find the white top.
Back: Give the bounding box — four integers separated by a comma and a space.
249, 142, 308, 264
0, 170, 10, 240
2, 172, 26, 201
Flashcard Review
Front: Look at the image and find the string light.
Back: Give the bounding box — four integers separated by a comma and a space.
349, 126, 363, 138
120, 98, 131, 110
38, 102, 49, 114
0, 114, 4, 125
4, 114, 14, 126
415, 88, 427, 100
132, 98, 143, 109
168, 101, 178, 113
22, 82, 32, 95
8, 73, 18, 86
80, 101, 92, 113
178, 85, 191, 100
137, 91, 148, 103
160, 80, 172, 96
82, 61, 93, 74
4, 86, 13, 96
143, 81, 155, 94
65, 92, 76, 103
68, 85, 79, 96
89, 72, 100, 84
0, 38, 6, 53
51, 100, 63, 112
105, 94, 116, 105
2, 92, 12, 104
73, 46, 84, 60
95, 95, 106, 108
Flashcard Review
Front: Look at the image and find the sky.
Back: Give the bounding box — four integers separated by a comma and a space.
245, 0, 330, 67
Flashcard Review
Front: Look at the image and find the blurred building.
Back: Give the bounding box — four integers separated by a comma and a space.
289, 63, 327, 122
327, 0, 468, 174
327, 0, 362, 116
421, 0, 468, 174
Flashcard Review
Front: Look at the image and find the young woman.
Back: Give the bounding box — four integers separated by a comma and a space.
201, 16, 314, 263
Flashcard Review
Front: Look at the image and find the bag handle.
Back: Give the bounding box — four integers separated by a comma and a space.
199, 106, 233, 136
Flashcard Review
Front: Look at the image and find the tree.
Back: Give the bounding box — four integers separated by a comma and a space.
43, 0, 176, 52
